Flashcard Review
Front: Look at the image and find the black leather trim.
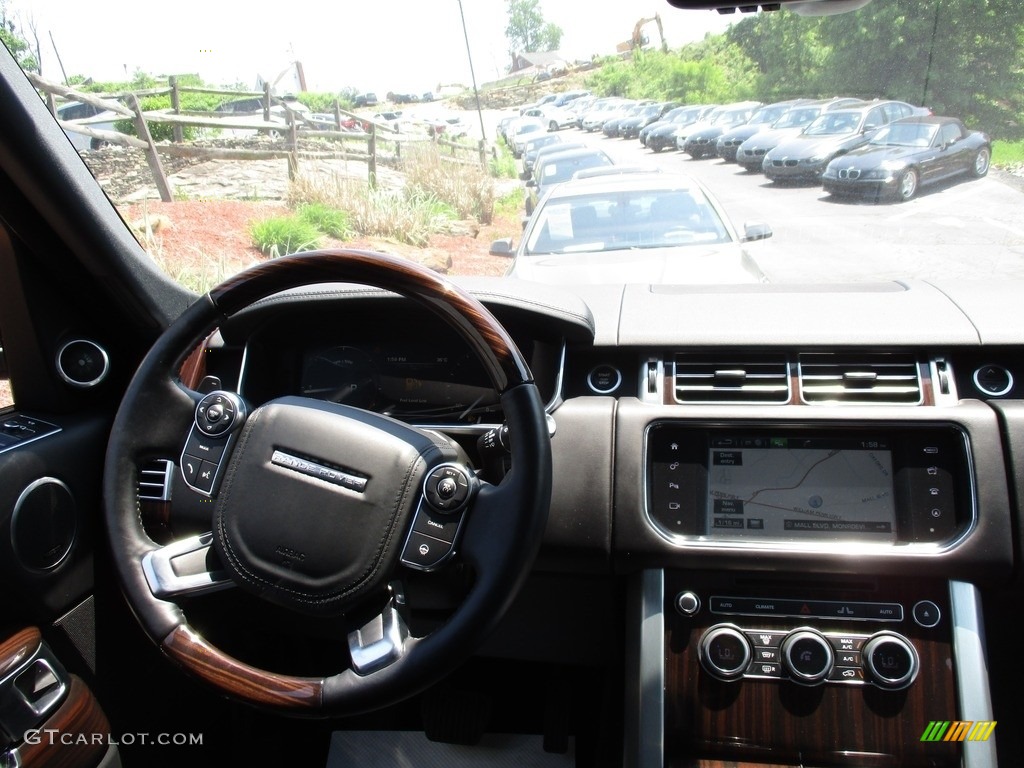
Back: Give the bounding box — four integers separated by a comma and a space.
212, 397, 458, 615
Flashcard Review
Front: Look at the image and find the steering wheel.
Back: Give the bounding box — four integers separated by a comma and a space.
103, 249, 552, 715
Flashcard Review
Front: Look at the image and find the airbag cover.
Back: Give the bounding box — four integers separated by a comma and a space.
213, 396, 454, 615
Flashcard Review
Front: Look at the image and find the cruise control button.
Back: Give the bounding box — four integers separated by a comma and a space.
412, 509, 463, 543
401, 532, 453, 570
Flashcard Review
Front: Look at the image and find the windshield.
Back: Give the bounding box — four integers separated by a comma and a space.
3, 1, 1021, 287
525, 187, 731, 254
803, 111, 862, 136
870, 122, 938, 147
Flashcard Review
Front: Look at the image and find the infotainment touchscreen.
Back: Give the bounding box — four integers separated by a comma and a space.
705, 436, 897, 542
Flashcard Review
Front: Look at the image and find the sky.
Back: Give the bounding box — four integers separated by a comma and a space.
7, 1, 733, 95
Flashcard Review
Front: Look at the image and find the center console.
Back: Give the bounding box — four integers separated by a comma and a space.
614, 402, 1009, 768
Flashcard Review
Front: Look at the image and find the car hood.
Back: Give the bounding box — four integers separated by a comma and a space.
719, 124, 766, 142
768, 133, 863, 159
686, 126, 725, 141
828, 144, 929, 168
510, 245, 766, 285
740, 126, 806, 150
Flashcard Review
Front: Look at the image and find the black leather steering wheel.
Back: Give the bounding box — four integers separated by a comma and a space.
103, 249, 552, 714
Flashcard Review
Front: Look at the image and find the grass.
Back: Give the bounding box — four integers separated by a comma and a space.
992, 140, 1024, 167
488, 142, 519, 179
249, 216, 323, 257
297, 202, 354, 239
494, 188, 525, 217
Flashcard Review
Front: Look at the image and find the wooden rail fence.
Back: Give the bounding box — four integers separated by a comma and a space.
28, 74, 488, 202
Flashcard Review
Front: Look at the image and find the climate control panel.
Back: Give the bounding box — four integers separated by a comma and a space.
699, 622, 919, 689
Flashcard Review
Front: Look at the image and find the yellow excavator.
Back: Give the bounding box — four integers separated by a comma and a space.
616, 14, 668, 54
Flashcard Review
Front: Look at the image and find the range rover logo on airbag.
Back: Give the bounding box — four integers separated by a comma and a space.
271, 449, 368, 492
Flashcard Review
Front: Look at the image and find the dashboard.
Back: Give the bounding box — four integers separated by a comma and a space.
190, 277, 1021, 768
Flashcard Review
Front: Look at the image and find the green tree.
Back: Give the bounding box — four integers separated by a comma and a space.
505, 0, 563, 56
0, 1, 38, 72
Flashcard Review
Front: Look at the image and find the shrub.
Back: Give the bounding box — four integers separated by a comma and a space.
489, 142, 518, 179
249, 216, 323, 257
297, 203, 353, 239
402, 144, 496, 224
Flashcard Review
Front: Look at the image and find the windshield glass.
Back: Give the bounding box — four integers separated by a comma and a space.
3, 1, 1022, 286
870, 122, 938, 147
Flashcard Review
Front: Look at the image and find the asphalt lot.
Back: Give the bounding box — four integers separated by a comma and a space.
496, 111, 1024, 284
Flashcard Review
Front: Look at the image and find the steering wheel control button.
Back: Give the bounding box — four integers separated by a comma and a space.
401, 531, 454, 571
675, 591, 701, 616
423, 464, 475, 514
412, 508, 462, 544
699, 625, 752, 681
184, 431, 228, 464
195, 391, 246, 437
194, 462, 218, 494
782, 630, 834, 685
863, 632, 919, 690
912, 600, 941, 628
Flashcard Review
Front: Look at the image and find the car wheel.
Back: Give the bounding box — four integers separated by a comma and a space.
896, 168, 919, 202
548, 121, 559, 132
972, 147, 991, 178
651, 144, 663, 154
89, 138, 109, 151
103, 249, 551, 716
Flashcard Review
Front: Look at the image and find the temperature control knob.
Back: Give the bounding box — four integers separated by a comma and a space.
863, 631, 919, 690
781, 629, 834, 685
699, 625, 751, 682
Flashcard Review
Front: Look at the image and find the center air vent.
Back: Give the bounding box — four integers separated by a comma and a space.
799, 353, 922, 405
673, 354, 790, 403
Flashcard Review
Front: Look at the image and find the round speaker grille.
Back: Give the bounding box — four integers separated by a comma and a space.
11, 477, 77, 571
56, 339, 109, 388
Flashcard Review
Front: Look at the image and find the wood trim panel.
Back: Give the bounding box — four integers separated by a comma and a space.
15, 676, 109, 768
162, 625, 323, 710
0, 626, 40, 678
664, 572, 960, 767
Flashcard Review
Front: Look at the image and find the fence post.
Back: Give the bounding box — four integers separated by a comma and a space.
128, 93, 173, 203
368, 123, 377, 188
478, 139, 486, 168
46, 92, 56, 118
262, 83, 271, 123
333, 99, 342, 131
287, 111, 298, 181
169, 76, 183, 143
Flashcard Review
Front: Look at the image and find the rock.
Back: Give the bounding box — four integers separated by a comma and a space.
131, 213, 173, 235
420, 250, 453, 274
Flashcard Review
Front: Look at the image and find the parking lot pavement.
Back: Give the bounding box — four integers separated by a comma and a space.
545, 126, 1024, 283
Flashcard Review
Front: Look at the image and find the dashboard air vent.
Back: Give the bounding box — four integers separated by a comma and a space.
674, 354, 790, 403
799, 353, 922, 405
138, 459, 173, 502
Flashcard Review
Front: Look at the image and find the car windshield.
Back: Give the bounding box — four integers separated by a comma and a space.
870, 122, 938, 147
1, 1, 1020, 287
525, 187, 730, 254
803, 111, 862, 136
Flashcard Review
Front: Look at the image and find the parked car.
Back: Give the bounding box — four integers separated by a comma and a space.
522, 104, 577, 132
519, 93, 558, 115
714, 99, 807, 161
524, 146, 614, 214
508, 118, 548, 157
520, 133, 568, 179
215, 95, 313, 137
353, 92, 379, 107
681, 101, 763, 159
55, 100, 121, 151
644, 105, 715, 151
580, 98, 628, 131
551, 89, 591, 108
822, 116, 991, 202
763, 100, 926, 182
619, 102, 676, 140
735, 97, 862, 171
523, 140, 589, 181
493, 173, 770, 284
602, 102, 653, 138
671, 106, 727, 152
